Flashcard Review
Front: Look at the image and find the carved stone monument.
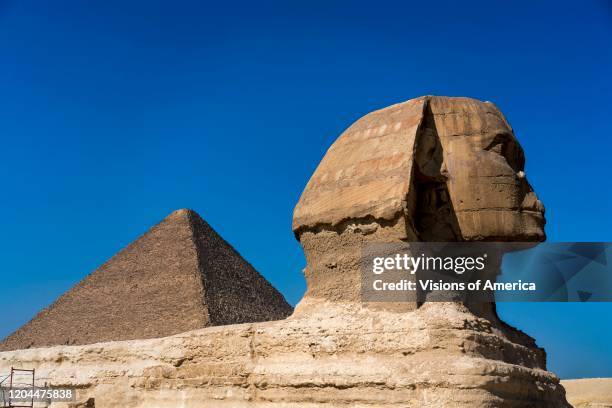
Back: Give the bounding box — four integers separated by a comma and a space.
0, 96, 570, 407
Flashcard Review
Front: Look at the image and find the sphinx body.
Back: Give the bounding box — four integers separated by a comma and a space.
0, 96, 569, 407
0, 300, 568, 407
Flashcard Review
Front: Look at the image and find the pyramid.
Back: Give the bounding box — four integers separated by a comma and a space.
0, 209, 293, 351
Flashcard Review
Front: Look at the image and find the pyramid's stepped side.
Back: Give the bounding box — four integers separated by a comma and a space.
0, 209, 292, 351
187, 209, 293, 326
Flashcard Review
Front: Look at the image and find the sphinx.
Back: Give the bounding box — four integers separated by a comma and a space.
0, 96, 570, 407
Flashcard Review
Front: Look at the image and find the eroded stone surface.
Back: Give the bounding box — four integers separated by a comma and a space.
292, 97, 425, 233
0, 302, 570, 407
293, 95, 545, 242
292, 96, 547, 307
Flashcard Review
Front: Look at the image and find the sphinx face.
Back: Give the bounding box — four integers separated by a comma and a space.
431, 98, 546, 242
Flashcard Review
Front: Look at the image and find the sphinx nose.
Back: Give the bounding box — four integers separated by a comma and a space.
521, 192, 545, 214
517, 172, 545, 214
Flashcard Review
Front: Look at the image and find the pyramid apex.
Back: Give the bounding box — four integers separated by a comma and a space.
166, 208, 198, 220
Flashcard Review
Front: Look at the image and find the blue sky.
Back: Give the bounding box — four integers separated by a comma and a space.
0, 0, 610, 379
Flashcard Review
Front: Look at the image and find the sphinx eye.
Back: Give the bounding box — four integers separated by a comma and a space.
487, 140, 505, 155
484, 134, 509, 156
484, 133, 524, 171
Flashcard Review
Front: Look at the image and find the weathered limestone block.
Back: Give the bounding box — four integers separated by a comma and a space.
0, 302, 569, 407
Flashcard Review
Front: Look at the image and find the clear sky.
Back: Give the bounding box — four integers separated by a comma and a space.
0, 0, 610, 379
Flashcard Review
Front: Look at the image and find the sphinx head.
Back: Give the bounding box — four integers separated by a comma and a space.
294, 95, 545, 243
292, 96, 544, 304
